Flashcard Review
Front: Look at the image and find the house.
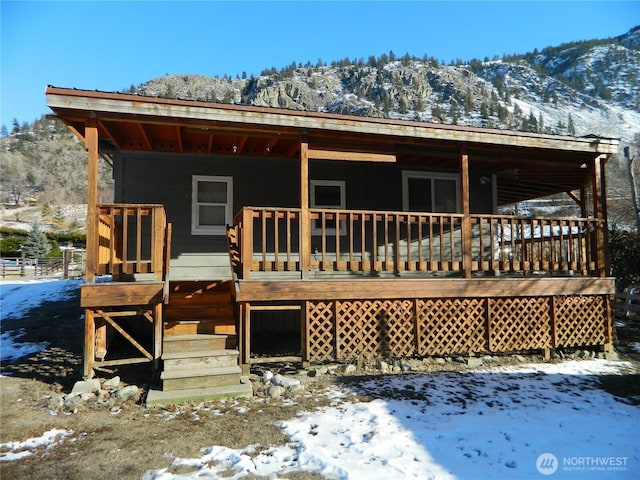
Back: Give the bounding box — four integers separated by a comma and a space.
46, 86, 619, 403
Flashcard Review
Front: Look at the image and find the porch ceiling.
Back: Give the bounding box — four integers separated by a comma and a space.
46, 86, 619, 205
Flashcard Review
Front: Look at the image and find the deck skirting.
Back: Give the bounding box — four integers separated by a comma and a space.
236, 277, 615, 364
304, 294, 612, 361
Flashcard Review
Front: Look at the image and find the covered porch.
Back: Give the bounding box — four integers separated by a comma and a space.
45, 86, 619, 386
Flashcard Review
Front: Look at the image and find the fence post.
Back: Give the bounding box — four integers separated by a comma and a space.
63, 250, 70, 279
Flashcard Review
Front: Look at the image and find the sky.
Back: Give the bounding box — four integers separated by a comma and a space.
1, 0, 638, 129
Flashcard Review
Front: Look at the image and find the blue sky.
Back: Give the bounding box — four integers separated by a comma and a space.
1, 1, 637, 129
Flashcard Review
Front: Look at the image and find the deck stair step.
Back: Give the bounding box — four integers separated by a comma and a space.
146, 383, 252, 406
162, 333, 230, 353
161, 365, 242, 391
164, 318, 236, 336
154, 281, 248, 403
163, 349, 240, 370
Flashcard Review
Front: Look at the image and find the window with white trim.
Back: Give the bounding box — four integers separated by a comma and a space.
402, 171, 460, 213
310, 180, 346, 235
191, 175, 233, 235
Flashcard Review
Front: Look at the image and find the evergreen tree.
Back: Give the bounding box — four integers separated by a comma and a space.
23, 223, 52, 258
567, 114, 576, 135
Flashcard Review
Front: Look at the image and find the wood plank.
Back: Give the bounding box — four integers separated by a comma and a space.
81, 282, 164, 307
236, 277, 615, 302
308, 148, 396, 163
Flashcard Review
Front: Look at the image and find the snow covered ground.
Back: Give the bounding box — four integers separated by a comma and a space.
0, 278, 81, 361
142, 360, 639, 480
1, 279, 638, 479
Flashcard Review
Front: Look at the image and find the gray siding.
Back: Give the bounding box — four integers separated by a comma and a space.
114, 152, 495, 280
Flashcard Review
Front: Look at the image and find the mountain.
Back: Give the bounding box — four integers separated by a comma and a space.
137, 26, 640, 147
2, 26, 639, 229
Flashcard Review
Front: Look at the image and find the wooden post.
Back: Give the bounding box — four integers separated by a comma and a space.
153, 302, 163, 373
301, 301, 310, 368
85, 118, 99, 284
239, 302, 251, 375
603, 294, 614, 353
152, 207, 165, 281
300, 138, 311, 279
84, 308, 95, 378
241, 208, 253, 280
460, 146, 472, 278
591, 155, 607, 277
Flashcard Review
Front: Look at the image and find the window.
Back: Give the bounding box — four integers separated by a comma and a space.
310, 180, 346, 235
402, 171, 459, 213
192, 175, 233, 235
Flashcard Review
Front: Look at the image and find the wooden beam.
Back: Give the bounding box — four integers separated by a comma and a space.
80, 282, 164, 308
300, 138, 311, 279
84, 308, 95, 378
236, 277, 615, 302
460, 146, 471, 278
85, 118, 99, 283
308, 148, 396, 163
592, 156, 607, 276
136, 123, 153, 150
175, 125, 183, 152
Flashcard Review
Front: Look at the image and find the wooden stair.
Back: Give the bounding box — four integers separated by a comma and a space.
146, 281, 251, 405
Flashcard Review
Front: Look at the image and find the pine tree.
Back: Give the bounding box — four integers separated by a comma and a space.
567, 114, 576, 135
23, 223, 52, 258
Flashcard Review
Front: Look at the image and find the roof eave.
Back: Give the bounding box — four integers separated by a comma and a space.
45, 86, 620, 156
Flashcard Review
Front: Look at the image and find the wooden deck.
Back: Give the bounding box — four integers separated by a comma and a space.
234, 276, 615, 368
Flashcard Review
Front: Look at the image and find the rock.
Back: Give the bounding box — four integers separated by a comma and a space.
378, 361, 391, 373
481, 355, 494, 363
80, 392, 96, 402
604, 351, 619, 361
513, 355, 526, 363
262, 370, 274, 383
71, 379, 101, 395
308, 366, 328, 377
435, 357, 446, 364
102, 376, 121, 389
403, 359, 423, 371
266, 385, 285, 398
114, 385, 140, 401
273, 374, 301, 389
45, 394, 64, 410
392, 365, 402, 373
467, 357, 483, 367
63, 394, 84, 409
341, 364, 357, 375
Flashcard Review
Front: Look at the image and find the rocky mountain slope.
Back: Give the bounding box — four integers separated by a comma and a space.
136, 26, 639, 147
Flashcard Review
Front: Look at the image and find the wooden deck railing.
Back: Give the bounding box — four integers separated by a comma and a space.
94, 204, 168, 280
471, 215, 599, 275
232, 206, 605, 279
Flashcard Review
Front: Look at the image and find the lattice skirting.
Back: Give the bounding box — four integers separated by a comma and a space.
305, 295, 613, 361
